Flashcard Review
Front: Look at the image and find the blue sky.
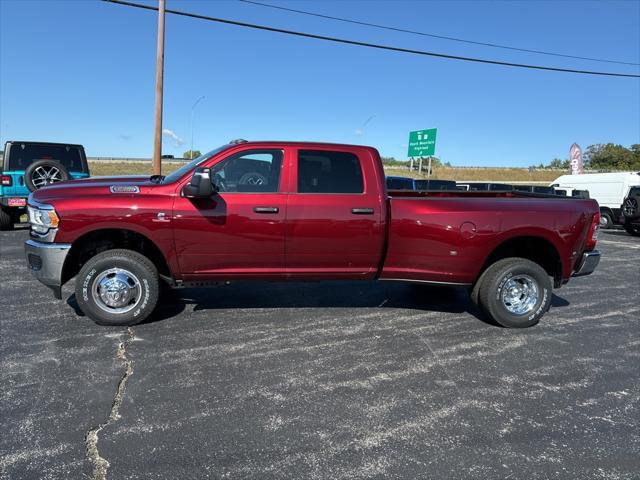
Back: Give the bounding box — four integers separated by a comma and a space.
1, 0, 639, 166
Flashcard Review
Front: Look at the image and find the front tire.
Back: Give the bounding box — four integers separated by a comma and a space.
477, 258, 552, 328
75, 249, 159, 326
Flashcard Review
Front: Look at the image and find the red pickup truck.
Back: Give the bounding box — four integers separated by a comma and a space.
24, 140, 600, 328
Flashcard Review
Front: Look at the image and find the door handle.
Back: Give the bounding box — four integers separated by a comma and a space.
351, 208, 374, 215
254, 206, 279, 214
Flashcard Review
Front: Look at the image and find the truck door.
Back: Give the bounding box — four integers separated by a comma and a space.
285, 147, 385, 279
172, 148, 289, 279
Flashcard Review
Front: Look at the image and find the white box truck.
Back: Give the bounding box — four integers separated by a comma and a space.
551, 172, 640, 228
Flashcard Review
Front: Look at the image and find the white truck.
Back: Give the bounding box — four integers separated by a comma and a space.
551, 172, 640, 228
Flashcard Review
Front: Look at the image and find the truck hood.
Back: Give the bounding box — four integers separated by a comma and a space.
29, 175, 160, 204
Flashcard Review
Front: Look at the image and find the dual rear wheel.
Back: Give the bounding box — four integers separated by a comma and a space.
472, 258, 552, 328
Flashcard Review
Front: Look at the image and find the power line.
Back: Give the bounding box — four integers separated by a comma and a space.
103, 0, 640, 78
239, 0, 640, 67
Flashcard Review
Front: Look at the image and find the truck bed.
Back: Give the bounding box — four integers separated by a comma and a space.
382, 191, 598, 285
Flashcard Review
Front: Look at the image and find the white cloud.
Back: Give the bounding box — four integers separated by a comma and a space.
162, 129, 185, 146
355, 129, 364, 136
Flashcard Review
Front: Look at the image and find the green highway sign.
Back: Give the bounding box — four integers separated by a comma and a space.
408, 128, 437, 157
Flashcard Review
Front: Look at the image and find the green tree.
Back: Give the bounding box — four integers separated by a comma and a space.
548, 158, 570, 169
584, 144, 638, 170
183, 150, 202, 160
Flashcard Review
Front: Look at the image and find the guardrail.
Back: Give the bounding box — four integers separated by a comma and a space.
88, 157, 190, 163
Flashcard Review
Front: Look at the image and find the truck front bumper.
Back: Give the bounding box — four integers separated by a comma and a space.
25, 240, 71, 299
572, 250, 600, 277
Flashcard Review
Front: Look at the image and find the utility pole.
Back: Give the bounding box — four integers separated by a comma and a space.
190, 95, 205, 159
152, 0, 166, 175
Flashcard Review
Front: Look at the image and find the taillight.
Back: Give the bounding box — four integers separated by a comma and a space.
1, 175, 12, 186
585, 212, 600, 250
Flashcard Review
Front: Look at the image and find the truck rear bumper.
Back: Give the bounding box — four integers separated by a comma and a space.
572, 250, 600, 277
24, 240, 71, 299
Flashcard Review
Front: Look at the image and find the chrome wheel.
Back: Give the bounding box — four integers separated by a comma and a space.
31, 165, 63, 188
500, 274, 539, 316
91, 268, 142, 314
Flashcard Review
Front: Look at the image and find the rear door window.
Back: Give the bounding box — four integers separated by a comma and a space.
298, 150, 364, 194
8, 143, 84, 171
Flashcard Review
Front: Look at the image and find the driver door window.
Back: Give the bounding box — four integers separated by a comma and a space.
211, 150, 284, 193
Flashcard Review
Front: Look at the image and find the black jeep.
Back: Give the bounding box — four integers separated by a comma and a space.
621, 186, 640, 237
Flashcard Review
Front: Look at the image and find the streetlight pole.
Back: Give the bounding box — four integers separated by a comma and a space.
152, 0, 166, 175
190, 95, 205, 159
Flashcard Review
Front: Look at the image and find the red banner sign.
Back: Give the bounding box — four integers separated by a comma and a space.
570, 143, 583, 175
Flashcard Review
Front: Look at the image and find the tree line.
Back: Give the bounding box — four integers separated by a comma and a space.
535, 144, 640, 171
383, 143, 640, 171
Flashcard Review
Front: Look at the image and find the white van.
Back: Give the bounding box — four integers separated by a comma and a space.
551, 172, 640, 228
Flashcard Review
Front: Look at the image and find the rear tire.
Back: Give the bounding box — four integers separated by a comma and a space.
624, 223, 640, 237
477, 257, 552, 328
599, 212, 613, 229
75, 249, 159, 326
0, 208, 13, 230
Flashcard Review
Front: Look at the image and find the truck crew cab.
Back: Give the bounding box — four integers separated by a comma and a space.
24, 140, 601, 328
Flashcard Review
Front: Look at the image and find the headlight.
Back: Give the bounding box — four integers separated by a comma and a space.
28, 204, 60, 234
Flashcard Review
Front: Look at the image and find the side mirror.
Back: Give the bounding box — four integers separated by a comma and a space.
182, 167, 213, 198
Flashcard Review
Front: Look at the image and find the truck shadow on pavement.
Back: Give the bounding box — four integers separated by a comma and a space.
128, 280, 570, 328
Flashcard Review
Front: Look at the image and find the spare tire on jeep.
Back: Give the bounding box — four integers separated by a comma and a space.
24, 159, 70, 192
622, 188, 640, 237
622, 195, 639, 220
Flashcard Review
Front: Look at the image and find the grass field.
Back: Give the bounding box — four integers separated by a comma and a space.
384, 166, 561, 183
88, 161, 562, 184
88, 161, 182, 177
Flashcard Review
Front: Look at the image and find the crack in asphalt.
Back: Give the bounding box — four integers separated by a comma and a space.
84, 327, 135, 480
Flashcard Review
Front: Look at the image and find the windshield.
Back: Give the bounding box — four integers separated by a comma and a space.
162, 145, 232, 184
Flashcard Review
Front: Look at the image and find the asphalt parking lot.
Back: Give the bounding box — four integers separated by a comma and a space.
1, 227, 639, 480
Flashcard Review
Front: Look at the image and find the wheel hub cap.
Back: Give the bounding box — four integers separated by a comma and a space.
92, 268, 141, 314
32, 166, 62, 188
501, 274, 539, 315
